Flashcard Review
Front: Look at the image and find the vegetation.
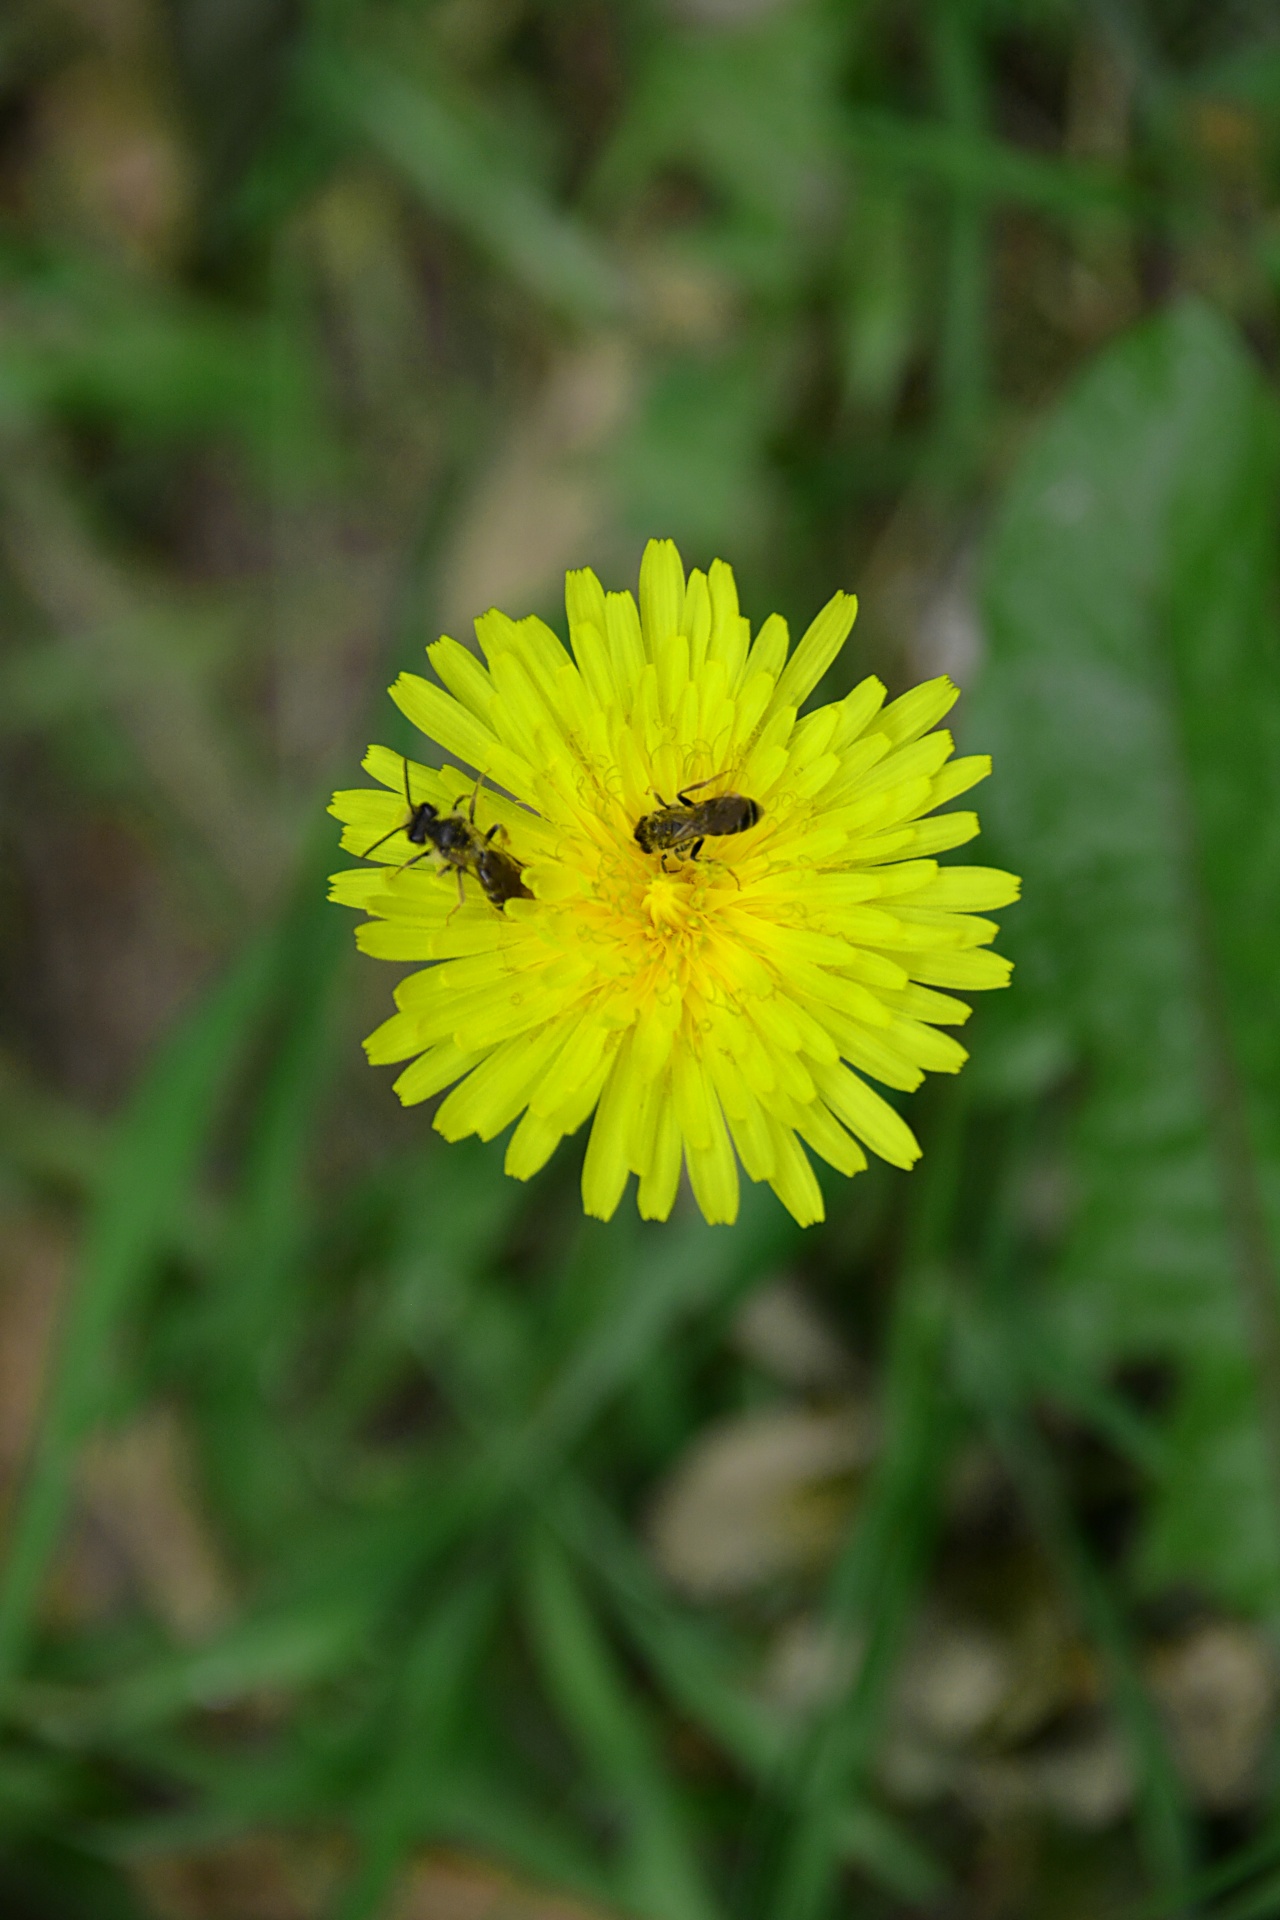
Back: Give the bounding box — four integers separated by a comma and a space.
2, 2, 1280, 1916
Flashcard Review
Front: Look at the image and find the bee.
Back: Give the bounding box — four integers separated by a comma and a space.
362, 760, 532, 910
470, 823, 534, 909
633, 777, 762, 863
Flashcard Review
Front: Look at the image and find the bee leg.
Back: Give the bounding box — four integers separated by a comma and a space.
442, 867, 468, 926
690, 838, 705, 861
677, 776, 720, 803
393, 847, 433, 876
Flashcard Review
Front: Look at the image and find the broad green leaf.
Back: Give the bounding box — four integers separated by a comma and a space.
974, 300, 1280, 1609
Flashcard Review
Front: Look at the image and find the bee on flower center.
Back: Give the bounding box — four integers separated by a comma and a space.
634, 778, 762, 864
363, 760, 532, 910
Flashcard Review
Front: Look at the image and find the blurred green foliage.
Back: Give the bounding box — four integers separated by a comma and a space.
3, 3, 1280, 1918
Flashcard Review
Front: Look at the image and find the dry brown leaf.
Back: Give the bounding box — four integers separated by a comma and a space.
437, 340, 635, 640
731, 1281, 855, 1394
759, 1614, 863, 1715
647, 1403, 875, 1601
131, 1832, 339, 1920
31, 57, 191, 267
80, 1406, 235, 1641
628, 245, 737, 347
877, 1595, 1110, 1824
963, 1723, 1133, 1829
133, 1839, 615, 1920
0, 1207, 71, 1489
894, 1613, 1013, 1749
1061, 28, 1141, 339
1149, 1620, 1277, 1810
394, 1851, 616, 1920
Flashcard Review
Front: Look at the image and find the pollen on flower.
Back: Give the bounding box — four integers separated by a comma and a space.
328, 539, 1019, 1228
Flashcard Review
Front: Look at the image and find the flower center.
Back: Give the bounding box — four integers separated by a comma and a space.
573, 834, 741, 999
631, 861, 736, 1001
642, 869, 703, 937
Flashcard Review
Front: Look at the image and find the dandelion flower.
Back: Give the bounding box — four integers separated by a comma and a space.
329, 540, 1018, 1227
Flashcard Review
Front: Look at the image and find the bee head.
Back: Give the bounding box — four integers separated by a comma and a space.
404, 798, 443, 847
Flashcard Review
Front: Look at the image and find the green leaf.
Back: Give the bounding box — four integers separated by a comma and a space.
515, 1187, 796, 1479
845, 109, 1138, 222
0, 934, 281, 1694
591, 10, 846, 237
0, 253, 321, 470
312, 53, 623, 325
955, 1266, 1195, 1903
562, 1483, 947, 1907
612, 349, 780, 556
522, 1532, 719, 1920
769, 1260, 957, 1920
329, 1577, 498, 1920
975, 300, 1280, 1609
188, 891, 348, 1544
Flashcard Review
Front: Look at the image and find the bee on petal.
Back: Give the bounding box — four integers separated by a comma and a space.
362, 761, 531, 910
634, 778, 763, 863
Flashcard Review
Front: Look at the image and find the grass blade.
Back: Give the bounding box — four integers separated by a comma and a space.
523, 1529, 720, 1920
0, 934, 281, 1694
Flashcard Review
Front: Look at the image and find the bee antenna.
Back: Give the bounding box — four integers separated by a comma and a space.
360, 823, 403, 860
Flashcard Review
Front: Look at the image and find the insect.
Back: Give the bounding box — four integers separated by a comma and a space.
470, 821, 534, 909
633, 777, 763, 864
362, 760, 532, 910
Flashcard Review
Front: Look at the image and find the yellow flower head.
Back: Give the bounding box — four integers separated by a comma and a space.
329, 539, 1018, 1227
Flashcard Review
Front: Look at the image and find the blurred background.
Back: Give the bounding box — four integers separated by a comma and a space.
2, 2, 1280, 1917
